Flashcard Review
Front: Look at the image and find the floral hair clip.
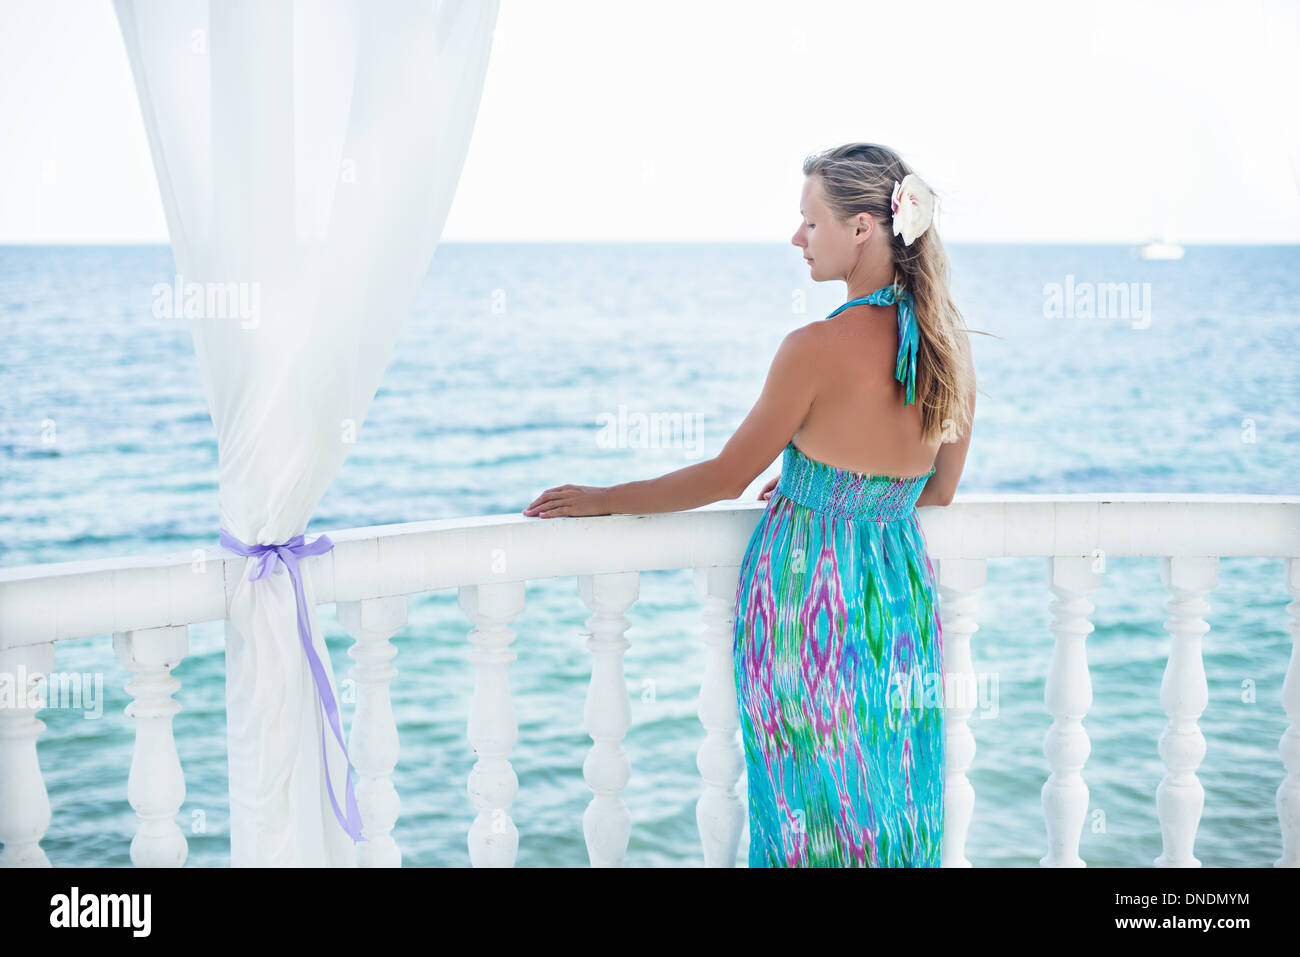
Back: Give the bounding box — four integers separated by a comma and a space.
890, 174, 935, 246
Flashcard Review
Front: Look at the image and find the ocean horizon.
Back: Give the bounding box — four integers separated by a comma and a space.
1, 241, 1297, 866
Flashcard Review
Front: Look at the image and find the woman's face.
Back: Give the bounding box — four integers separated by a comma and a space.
791, 173, 874, 282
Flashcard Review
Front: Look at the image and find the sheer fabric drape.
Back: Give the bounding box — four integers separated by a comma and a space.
115, 0, 498, 865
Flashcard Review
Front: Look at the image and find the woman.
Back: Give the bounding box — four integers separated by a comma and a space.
524, 142, 976, 867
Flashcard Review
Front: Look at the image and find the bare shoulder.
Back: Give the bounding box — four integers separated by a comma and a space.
759, 323, 824, 398
772, 321, 826, 365
788, 319, 826, 344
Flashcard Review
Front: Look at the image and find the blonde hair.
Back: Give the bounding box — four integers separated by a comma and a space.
802, 142, 981, 444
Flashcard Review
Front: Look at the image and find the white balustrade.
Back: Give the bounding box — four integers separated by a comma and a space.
1041, 555, 1102, 867
112, 625, 189, 867
1, 496, 1297, 867
577, 571, 638, 867
338, 595, 408, 867
693, 564, 744, 867
0, 642, 55, 866
458, 581, 524, 867
937, 557, 985, 868
1155, 556, 1217, 867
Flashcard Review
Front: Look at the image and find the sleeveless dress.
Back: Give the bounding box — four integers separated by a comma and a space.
731, 284, 945, 867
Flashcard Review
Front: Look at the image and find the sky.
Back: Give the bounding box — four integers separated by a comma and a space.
0, 0, 1297, 244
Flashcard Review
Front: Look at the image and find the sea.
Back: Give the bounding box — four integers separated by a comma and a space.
1, 242, 1297, 867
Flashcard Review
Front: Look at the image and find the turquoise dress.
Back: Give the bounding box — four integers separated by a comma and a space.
732, 284, 945, 867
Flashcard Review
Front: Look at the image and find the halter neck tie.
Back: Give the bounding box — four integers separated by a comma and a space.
825, 284, 919, 406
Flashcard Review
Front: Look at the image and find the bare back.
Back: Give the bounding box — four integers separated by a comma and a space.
791, 303, 940, 478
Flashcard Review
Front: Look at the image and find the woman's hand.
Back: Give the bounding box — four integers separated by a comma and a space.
759, 474, 779, 501
523, 484, 612, 518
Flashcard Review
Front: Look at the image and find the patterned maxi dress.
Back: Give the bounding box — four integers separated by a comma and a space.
731, 284, 945, 867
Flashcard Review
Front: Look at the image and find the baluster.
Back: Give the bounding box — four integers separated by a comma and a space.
0, 642, 55, 866
577, 572, 638, 867
937, 558, 985, 868
1041, 556, 1102, 867
693, 564, 743, 867
112, 626, 189, 867
1278, 557, 1300, 867
458, 581, 524, 867
1155, 556, 1217, 867
338, 595, 408, 868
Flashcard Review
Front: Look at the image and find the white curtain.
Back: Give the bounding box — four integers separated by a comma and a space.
114, 0, 499, 866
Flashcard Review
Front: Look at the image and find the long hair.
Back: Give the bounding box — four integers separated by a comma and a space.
802, 142, 981, 444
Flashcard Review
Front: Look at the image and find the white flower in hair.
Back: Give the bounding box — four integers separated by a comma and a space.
890, 173, 934, 246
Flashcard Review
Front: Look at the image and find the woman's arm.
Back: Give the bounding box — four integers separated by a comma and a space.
599, 457, 741, 515
600, 327, 820, 515
915, 378, 976, 508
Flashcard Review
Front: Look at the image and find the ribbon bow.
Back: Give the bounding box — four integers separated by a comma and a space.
824, 284, 920, 405
218, 528, 365, 844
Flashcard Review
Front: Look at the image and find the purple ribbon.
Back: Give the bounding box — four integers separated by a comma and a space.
219, 528, 365, 844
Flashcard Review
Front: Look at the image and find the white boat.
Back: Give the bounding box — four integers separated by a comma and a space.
1139, 237, 1185, 260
